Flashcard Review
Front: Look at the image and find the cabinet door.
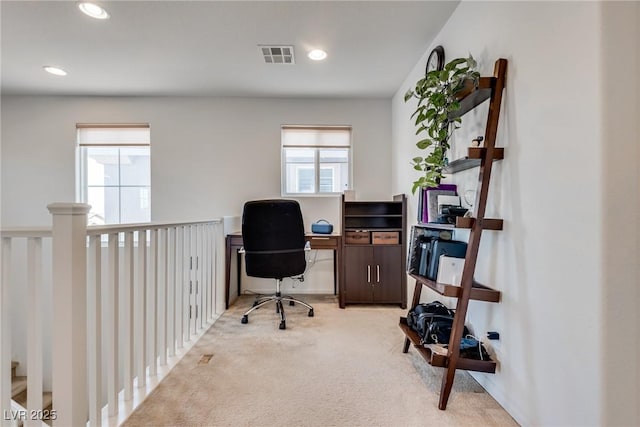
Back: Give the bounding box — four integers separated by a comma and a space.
344, 246, 373, 303
372, 246, 402, 303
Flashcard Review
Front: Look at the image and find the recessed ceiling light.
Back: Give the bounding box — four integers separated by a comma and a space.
43, 66, 68, 76
308, 49, 327, 61
77, 2, 110, 20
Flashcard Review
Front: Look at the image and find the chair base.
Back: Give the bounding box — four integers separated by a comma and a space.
241, 280, 314, 330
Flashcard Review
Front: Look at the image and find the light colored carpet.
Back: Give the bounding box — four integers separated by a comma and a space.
123, 295, 518, 426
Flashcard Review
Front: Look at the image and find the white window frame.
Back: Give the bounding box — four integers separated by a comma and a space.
281, 125, 352, 197
76, 123, 151, 225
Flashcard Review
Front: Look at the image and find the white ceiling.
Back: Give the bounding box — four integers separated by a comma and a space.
1, 1, 458, 98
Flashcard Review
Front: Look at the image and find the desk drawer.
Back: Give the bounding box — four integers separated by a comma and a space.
308, 235, 339, 249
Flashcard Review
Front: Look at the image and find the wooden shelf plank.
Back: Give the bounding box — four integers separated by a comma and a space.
443, 158, 481, 174
443, 148, 504, 174
455, 217, 503, 230
418, 217, 502, 231
415, 222, 455, 231
399, 317, 496, 373
467, 147, 504, 160
344, 214, 402, 218
344, 227, 403, 231
408, 273, 501, 303
455, 217, 474, 228
479, 218, 503, 230
448, 77, 496, 119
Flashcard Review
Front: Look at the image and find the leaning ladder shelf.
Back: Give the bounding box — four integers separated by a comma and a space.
399, 58, 508, 410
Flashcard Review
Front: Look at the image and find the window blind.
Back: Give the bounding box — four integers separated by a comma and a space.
77, 124, 150, 146
281, 126, 351, 148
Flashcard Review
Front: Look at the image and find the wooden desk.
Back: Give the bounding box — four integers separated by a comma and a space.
224, 232, 342, 309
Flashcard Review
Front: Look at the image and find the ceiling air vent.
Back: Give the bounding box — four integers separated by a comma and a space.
259, 45, 295, 64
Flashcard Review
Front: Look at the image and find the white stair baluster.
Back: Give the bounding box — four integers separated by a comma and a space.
214, 224, 218, 317
1, 238, 12, 427
148, 229, 157, 376
167, 228, 176, 357
197, 225, 203, 330
106, 232, 119, 416
157, 228, 167, 366
135, 230, 147, 388
199, 225, 206, 324
176, 226, 184, 349
215, 222, 226, 315
87, 235, 102, 427
183, 227, 191, 341
208, 223, 214, 320
210, 223, 217, 318
203, 224, 210, 322
25, 238, 43, 427
123, 231, 134, 400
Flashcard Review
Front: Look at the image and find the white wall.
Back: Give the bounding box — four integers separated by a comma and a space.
1, 95, 392, 294
391, 2, 640, 425
600, 2, 640, 425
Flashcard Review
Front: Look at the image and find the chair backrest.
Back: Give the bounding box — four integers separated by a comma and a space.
242, 199, 307, 279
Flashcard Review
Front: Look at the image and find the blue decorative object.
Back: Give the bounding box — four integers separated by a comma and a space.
311, 219, 333, 234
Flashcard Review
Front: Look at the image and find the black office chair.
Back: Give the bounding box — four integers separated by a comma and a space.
240, 199, 314, 330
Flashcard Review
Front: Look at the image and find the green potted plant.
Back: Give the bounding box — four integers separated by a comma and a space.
404, 55, 480, 194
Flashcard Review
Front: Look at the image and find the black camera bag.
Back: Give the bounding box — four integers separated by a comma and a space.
406, 301, 468, 345
407, 301, 452, 343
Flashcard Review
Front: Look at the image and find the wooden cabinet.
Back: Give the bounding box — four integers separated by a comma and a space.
340, 194, 406, 308
344, 246, 402, 304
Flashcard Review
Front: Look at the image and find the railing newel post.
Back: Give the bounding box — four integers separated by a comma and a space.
47, 202, 90, 427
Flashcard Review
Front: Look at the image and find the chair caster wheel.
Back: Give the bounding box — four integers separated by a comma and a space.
308, 309, 314, 317
241, 315, 248, 324
252, 301, 258, 307
289, 300, 295, 306
279, 321, 286, 330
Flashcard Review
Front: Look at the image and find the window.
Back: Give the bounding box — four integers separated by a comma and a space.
77, 124, 151, 225
281, 126, 351, 196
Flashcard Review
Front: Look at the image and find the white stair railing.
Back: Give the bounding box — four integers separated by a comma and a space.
1, 203, 224, 427
1, 227, 52, 427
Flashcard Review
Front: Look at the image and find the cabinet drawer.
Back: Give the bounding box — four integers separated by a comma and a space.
371, 231, 399, 245
345, 231, 370, 244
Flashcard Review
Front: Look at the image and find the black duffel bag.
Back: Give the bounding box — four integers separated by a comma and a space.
406, 301, 468, 345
